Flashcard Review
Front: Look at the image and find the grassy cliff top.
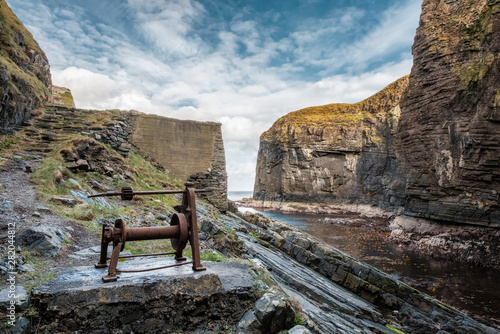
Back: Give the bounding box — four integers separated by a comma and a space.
0, 2, 39, 55
262, 75, 409, 143
0, 1, 51, 103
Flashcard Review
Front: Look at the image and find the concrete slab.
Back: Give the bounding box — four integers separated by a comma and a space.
30, 257, 257, 333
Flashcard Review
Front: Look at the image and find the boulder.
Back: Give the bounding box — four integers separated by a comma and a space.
288, 325, 312, 334
236, 287, 295, 334
9, 317, 30, 334
16, 226, 70, 256
0, 286, 29, 311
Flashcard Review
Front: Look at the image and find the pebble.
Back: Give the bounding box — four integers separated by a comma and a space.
1, 201, 12, 211
36, 205, 50, 213
0, 286, 29, 311
10, 317, 30, 334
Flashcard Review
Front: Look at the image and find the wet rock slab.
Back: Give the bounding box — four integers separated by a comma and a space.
31, 257, 256, 333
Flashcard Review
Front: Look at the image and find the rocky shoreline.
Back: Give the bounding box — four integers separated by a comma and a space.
238, 198, 500, 271
389, 216, 500, 270
237, 198, 398, 217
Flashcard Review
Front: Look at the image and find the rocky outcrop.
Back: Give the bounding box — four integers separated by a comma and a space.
236, 287, 295, 334
198, 207, 497, 333
51, 86, 75, 108
60, 138, 128, 176
16, 226, 70, 257
397, 0, 500, 227
254, 77, 409, 210
0, 2, 51, 134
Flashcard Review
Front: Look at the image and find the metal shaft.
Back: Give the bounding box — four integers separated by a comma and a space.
88, 188, 211, 198
126, 226, 179, 242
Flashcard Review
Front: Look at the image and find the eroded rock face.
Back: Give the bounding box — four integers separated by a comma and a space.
254, 77, 409, 210
397, 0, 500, 226
0, 2, 51, 134
60, 138, 128, 176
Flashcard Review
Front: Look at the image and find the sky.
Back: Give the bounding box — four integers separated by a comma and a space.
6, 0, 421, 191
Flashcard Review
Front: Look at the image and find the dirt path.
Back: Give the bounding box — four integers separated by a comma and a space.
0, 151, 100, 274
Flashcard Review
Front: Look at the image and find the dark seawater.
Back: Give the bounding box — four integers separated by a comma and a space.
228, 192, 500, 325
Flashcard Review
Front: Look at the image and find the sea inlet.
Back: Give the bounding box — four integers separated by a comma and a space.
228, 191, 500, 327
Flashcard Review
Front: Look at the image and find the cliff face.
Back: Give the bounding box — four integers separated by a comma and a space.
254, 0, 500, 228
0, 2, 51, 134
254, 76, 409, 209
397, 0, 500, 226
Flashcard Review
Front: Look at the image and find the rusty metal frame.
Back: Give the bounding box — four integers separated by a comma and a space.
89, 182, 209, 282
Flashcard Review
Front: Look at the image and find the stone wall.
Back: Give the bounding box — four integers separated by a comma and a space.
97, 112, 228, 211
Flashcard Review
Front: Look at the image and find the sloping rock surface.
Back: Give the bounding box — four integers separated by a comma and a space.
199, 210, 498, 334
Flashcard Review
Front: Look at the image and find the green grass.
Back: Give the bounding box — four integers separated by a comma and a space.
23, 272, 57, 292
29, 134, 184, 225
20, 250, 57, 292
0, 133, 25, 166
200, 250, 227, 262
124, 239, 174, 255
294, 313, 305, 326
59, 92, 74, 107
117, 151, 183, 209
385, 324, 406, 334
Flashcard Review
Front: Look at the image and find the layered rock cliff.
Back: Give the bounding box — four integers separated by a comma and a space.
397, 0, 500, 226
254, 0, 500, 228
254, 76, 409, 210
0, 2, 51, 134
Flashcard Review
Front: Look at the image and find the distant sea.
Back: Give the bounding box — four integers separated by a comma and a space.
228, 191, 253, 202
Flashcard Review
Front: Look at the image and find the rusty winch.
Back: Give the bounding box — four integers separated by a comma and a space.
88, 182, 210, 282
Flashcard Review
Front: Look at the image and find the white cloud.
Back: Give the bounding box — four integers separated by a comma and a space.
51, 67, 116, 109
7, 0, 420, 191
219, 116, 265, 141
128, 0, 206, 57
